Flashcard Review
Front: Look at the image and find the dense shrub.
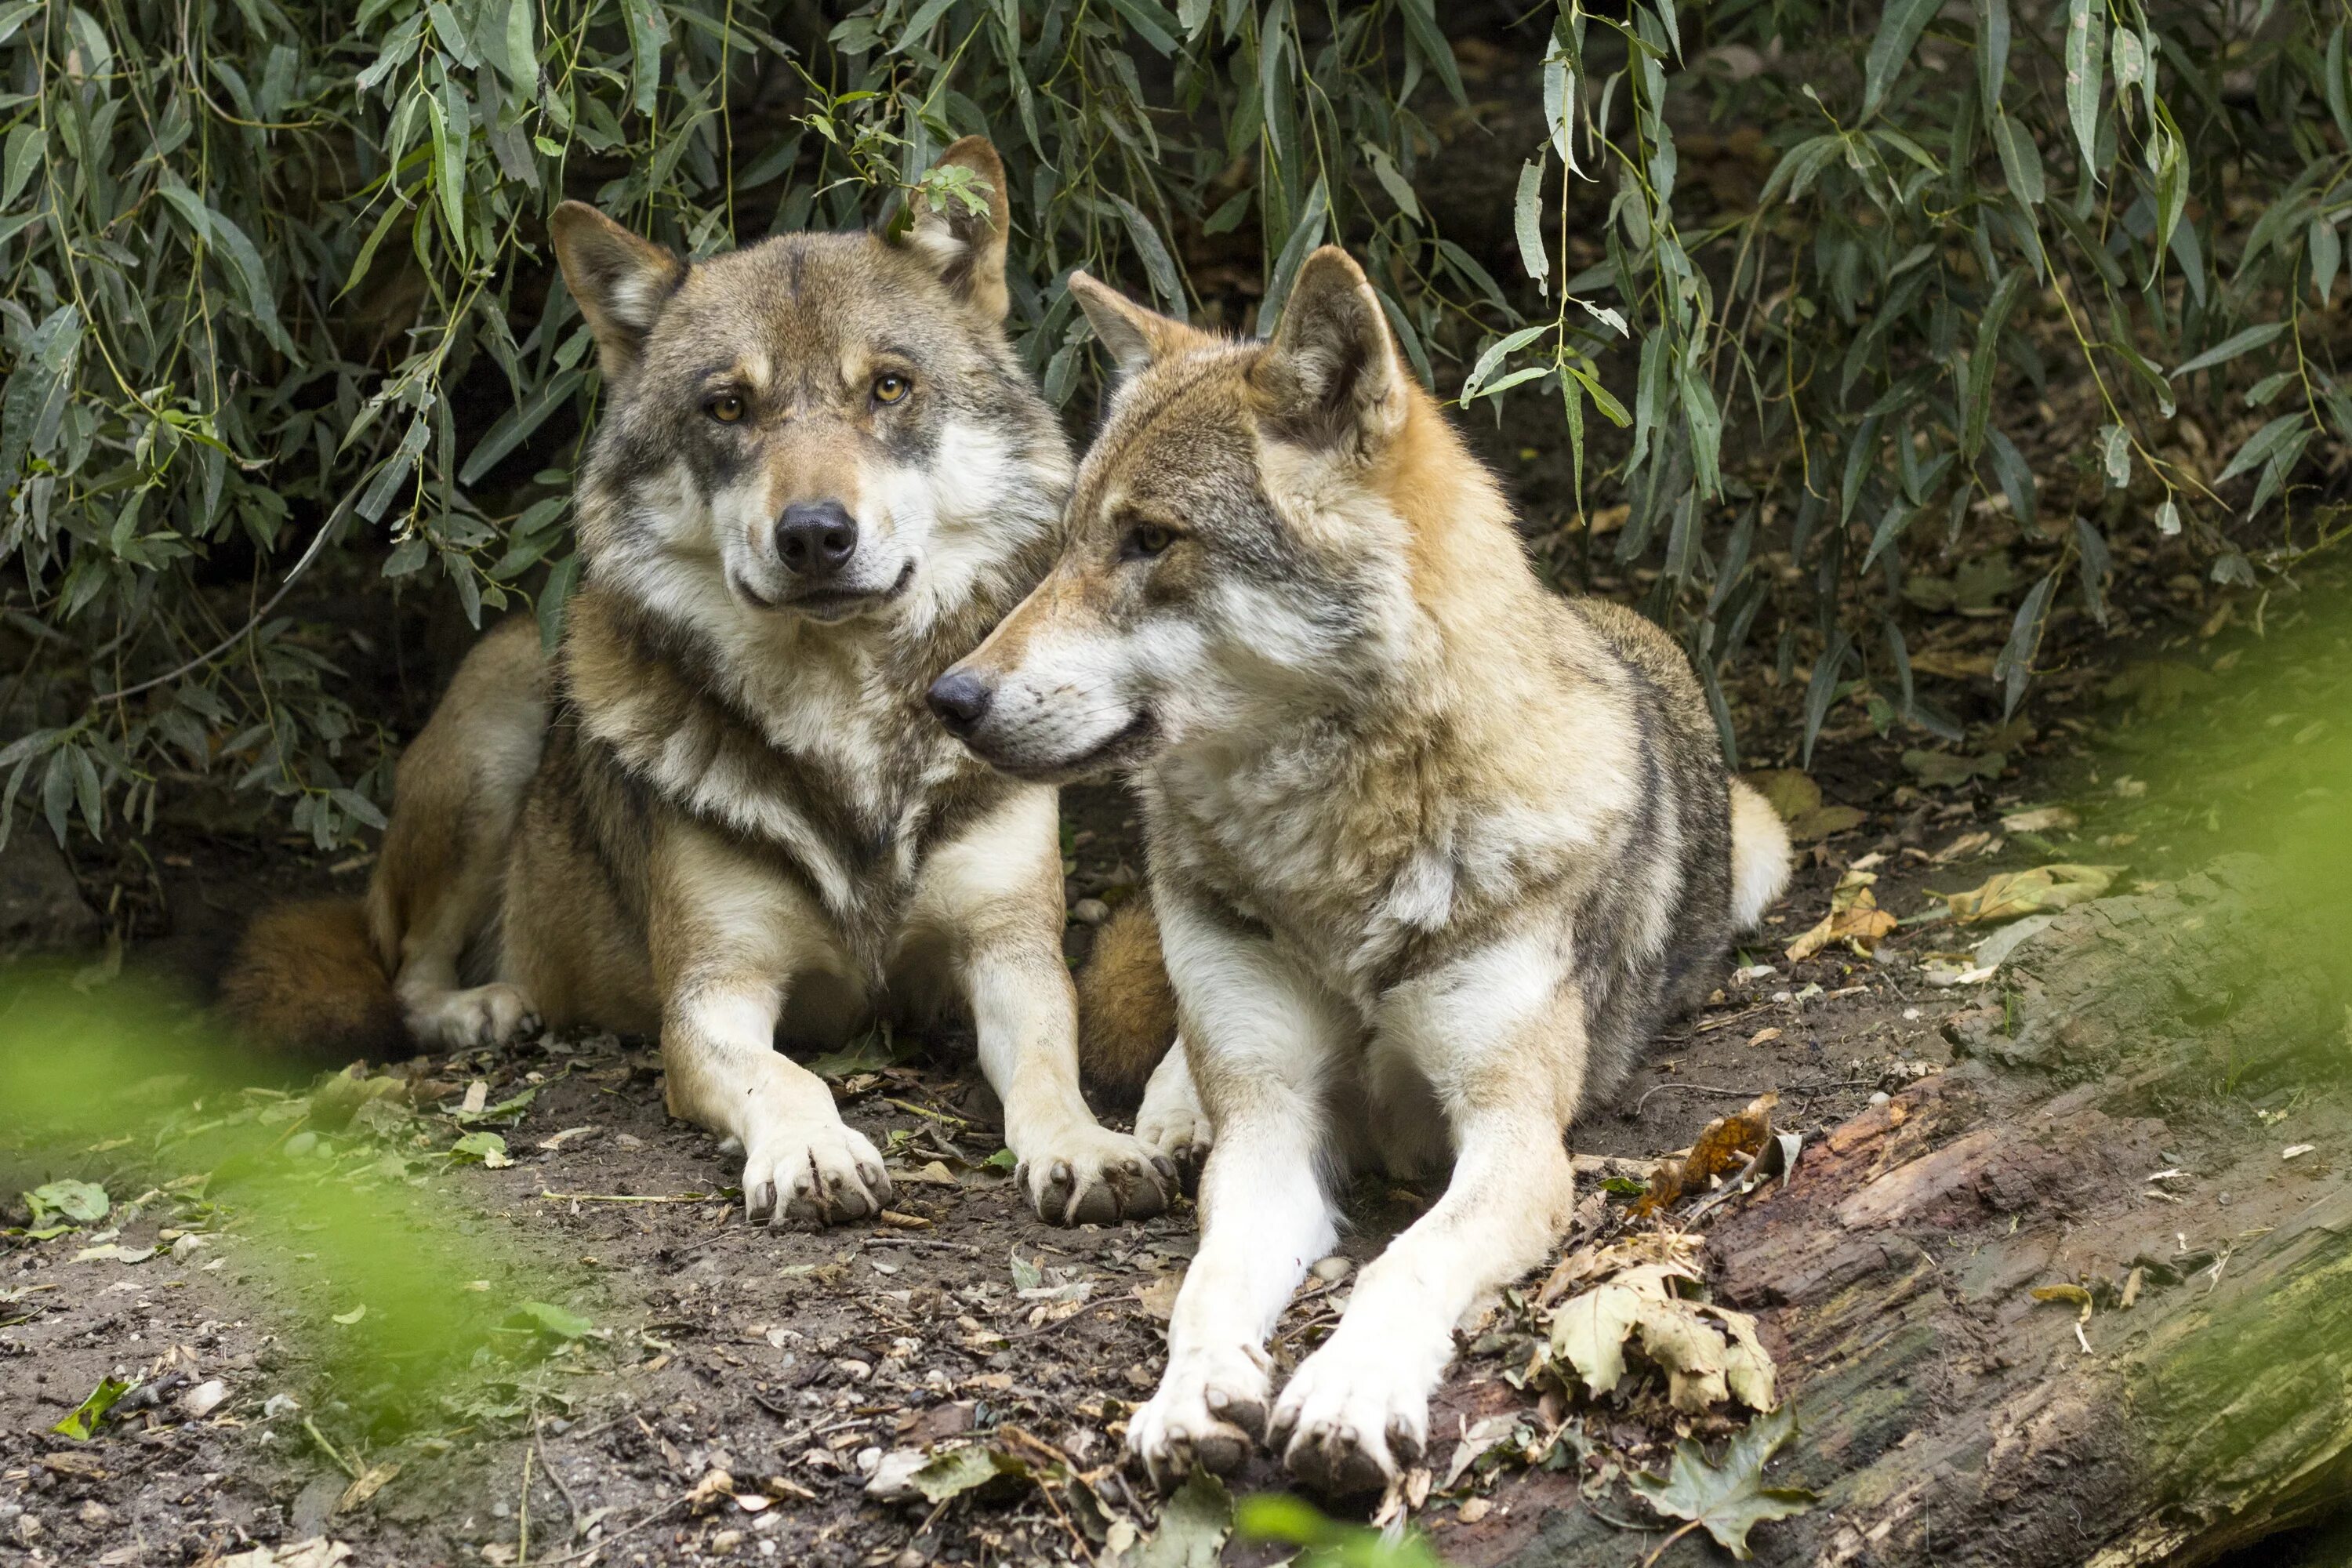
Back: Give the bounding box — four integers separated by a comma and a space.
0, 0, 2338, 849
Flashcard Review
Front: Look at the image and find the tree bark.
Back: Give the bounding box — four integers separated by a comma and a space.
1481, 858, 2352, 1567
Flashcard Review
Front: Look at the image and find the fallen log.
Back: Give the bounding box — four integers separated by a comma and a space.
1482, 857, 2351, 1567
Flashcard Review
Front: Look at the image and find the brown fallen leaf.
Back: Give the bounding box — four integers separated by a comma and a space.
2031, 1283, 2094, 1323
1633, 1094, 1779, 1218
1743, 769, 1821, 822
2000, 806, 2080, 833
1932, 829, 1997, 864
1785, 872, 1900, 961
1940, 864, 2125, 924
332, 1463, 398, 1515
1545, 1244, 1778, 1414
1136, 1269, 1184, 1320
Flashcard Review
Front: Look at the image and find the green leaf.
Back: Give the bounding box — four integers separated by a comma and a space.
1258, 174, 1327, 334
511, 1301, 593, 1339
2311, 216, 2342, 306
1962, 270, 2025, 459
1109, 194, 1185, 319
1514, 159, 1548, 295
1364, 143, 1421, 222
2215, 412, 2309, 487
1985, 426, 2037, 532
53, 1377, 136, 1441
2170, 322, 2288, 380
1994, 572, 2056, 717
2100, 424, 2130, 488
910, 1444, 1030, 1504
1976, 0, 2009, 118
622, 0, 669, 118
1134, 1468, 1235, 1568
25, 1178, 110, 1225
1802, 630, 1853, 769
1629, 1406, 1817, 1560
501, 0, 537, 94
537, 553, 581, 651
1398, 0, 1466, 107
1102, 0, 1180, 56
1862, 0, 1939, 122
2064, 0, 2105, 178
450, 1131, 511, 1166
1460, 325, 1547, 404
1, 122, 40, 209
1992, 110, 2043, 205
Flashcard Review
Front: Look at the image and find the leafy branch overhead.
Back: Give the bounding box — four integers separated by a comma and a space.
2, 0, 2336, 848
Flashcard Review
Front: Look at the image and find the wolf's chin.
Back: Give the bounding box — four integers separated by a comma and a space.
967, 709, 1157, 784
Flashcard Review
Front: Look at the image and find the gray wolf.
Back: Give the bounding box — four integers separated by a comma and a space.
223, 140, 1177, 1229
925, 246, 1791, 1490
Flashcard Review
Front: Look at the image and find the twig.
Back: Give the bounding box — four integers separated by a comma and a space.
97, 427, 390, 703
535, 1418, 584, 1528
1006, 1296, 1118, 1340
517, 1436, 533, 1566
1641, 1519, 1704, 1568
521, 1497, 690, 1567
885, 1096, 975, 1127
303, 1417, 362, 1480
539, 1190, 714, 1204
1632, 1082, 1766, 1112
862, 1235, 979, 1253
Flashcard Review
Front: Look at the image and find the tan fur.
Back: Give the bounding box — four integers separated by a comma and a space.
1076, 899, 1178, 1106
937, 246, 1795, 1494
217, 898, 405, 1062
223, 144, 1176, 1229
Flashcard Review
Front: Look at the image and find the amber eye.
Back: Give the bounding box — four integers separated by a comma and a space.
1122, 522, 1176, 561
708, 394, 746, 423
873, 372, 911, 405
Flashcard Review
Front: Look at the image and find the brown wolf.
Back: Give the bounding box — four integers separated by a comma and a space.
223, 140, 1176, 1228
926, 248, 1791, 1490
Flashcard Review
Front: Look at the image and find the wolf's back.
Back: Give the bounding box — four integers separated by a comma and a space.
217, 898, 405, 1063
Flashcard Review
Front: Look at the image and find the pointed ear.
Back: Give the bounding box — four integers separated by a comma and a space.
549, 201, 684, 382
1068, 271, 1206, 379
901, 136, 1012, 321
1251, 247, 1406, 453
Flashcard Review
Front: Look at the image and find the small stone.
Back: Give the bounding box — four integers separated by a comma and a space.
78, 1501, 112, 1527
1869, 1091, 1891, 1106
179, 1378, 229, 1420
710, 1529, 745, 1555
283, 1131, 318, 1159
895, 1549, 927, 1568
1070, 898, 1111, 926
1310, 1256, 1352, 1284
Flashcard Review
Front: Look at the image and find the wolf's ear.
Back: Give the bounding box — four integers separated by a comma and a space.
1252, 247, 1406, 453
902, 137, 1012, 321
550, 201, 684, 382
1068, 272, 1203, 379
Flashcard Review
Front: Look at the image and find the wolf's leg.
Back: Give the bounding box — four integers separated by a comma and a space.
912, 788, 1174, 1225
652, 828, 891, 1226
1127, 891, 1347, 1490
1269, 935, 1583, 1494
372, 619, 549, 1049
1135, 1037, 1212, 1170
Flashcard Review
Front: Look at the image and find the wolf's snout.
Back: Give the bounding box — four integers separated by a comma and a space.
776, 502, 858, 579
926, 669, 995, 735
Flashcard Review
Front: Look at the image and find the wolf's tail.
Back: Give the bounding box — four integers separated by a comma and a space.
217, 898, 406, 1063
1076, 898, 1178, 1109
1726, 779, 1795, 930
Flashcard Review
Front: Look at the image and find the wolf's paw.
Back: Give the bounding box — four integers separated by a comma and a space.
1135, 1090, 1212, 1177
1127, 1343, 1270, 1491
742, 1121, 892, 1227
408, 983, 540, 1050
1015, 1123, 1176, 1225
1268, 1341, 1430, 1496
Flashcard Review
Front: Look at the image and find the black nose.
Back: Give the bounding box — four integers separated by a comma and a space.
926, 670, 994, 735
776, 502, 858, 579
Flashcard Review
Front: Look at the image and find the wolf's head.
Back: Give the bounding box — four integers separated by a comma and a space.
552, 139, 1068, 643
930, 246, 1502, 782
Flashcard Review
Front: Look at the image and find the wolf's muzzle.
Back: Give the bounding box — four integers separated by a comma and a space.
776, 501, 858, 583
926, 669, 993, 735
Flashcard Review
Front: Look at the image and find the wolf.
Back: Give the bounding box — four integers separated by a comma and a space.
924, 247, 1792, 1491
223, 139, 1177, 1229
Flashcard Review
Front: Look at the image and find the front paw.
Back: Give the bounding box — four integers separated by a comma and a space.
1135, 1087, 1213, 1179
1268, 1340, 1431, 1496
1126, 1344, 1270, 1491
741, 1120, 893, 1227
1015, 1123, 1176, 1225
